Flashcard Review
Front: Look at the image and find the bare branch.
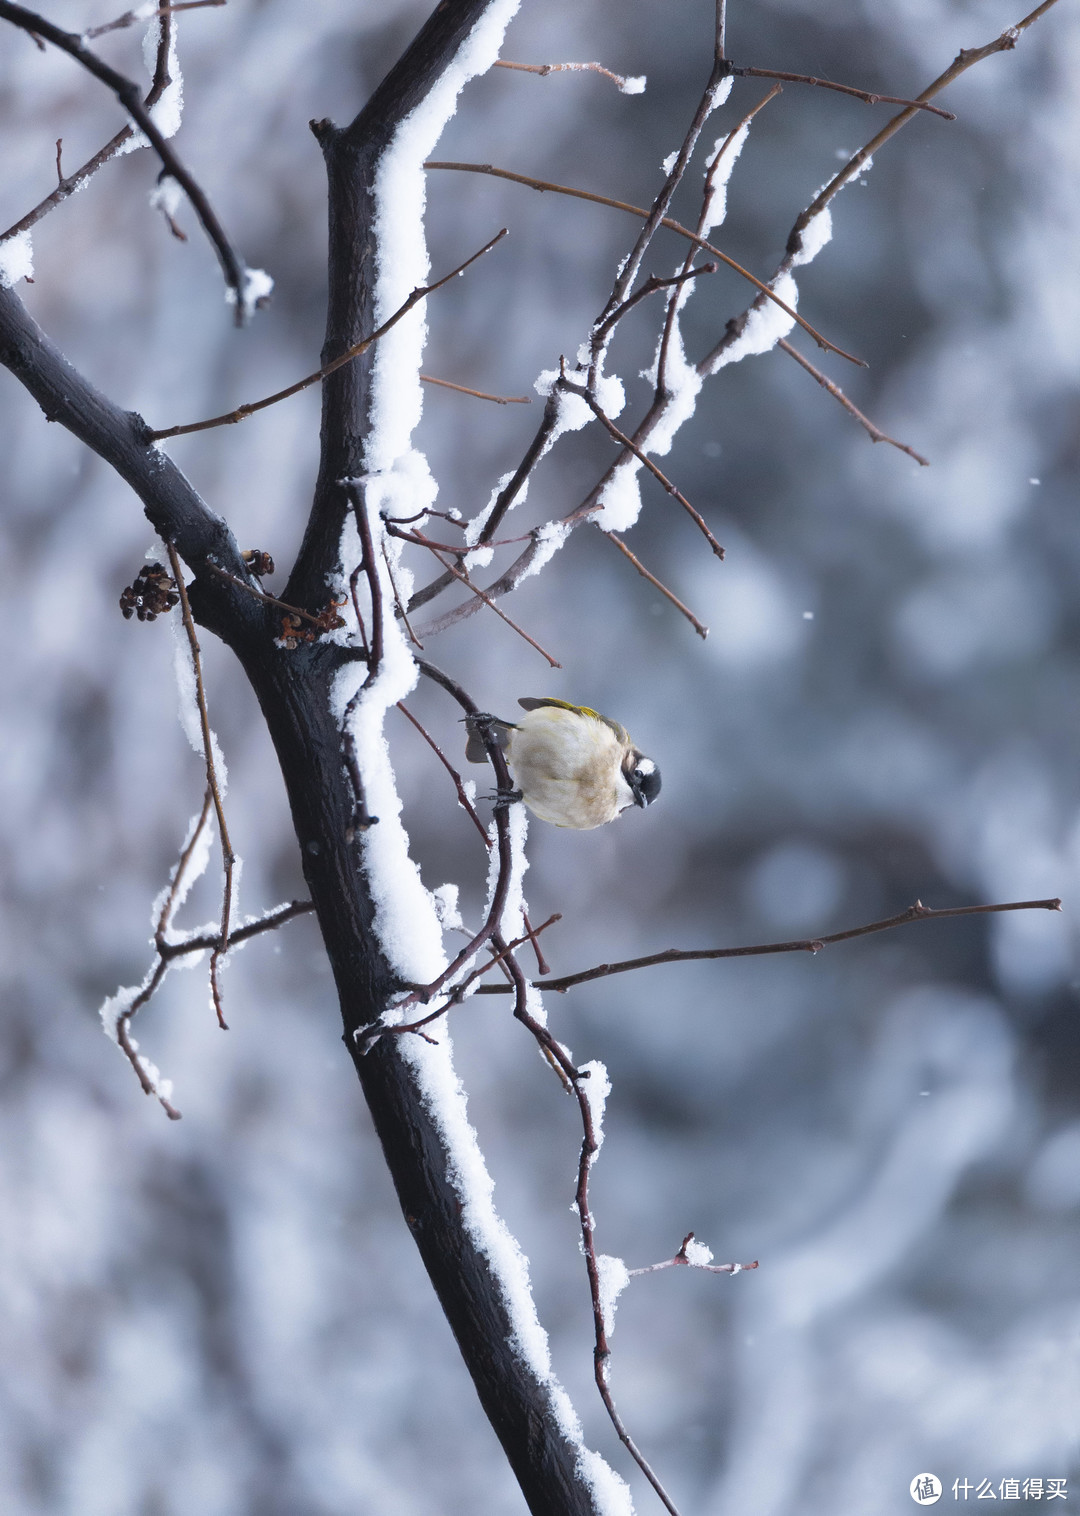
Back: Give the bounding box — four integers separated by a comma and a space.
476, 898, 1064, 994
147, 229, 507, 440
494, 59, 643, 94
1, 13, 178, 241
395, 701, 491, 843
793, 0, 1060, 241
605, 533, 710, 639
85, 0, 225, 39
0, 1, 250, 316
778, 337, 929, 465
425, 161, 866, 366
703, 0, 1063, 372
421, 372, 530, 404
417, 541, 563, 668
728, 65, 955, 119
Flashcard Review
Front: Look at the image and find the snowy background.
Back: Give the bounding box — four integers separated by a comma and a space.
1, 0, 1079, 1512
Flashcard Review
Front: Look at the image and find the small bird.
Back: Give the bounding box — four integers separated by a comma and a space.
466, 697, 661, 830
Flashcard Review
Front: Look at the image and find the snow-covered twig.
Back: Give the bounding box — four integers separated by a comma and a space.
425, 161, 862, 364
558, 376, 725, 560
167, 543, 236, 1028
0, 10, 177, 243
628, 1231, 759, 1279
0, 1, 253, 318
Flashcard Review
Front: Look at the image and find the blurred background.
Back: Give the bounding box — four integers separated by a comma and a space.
1, 0, 1078, 1511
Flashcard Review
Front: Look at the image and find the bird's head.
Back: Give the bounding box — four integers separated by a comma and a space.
624, 752, 661, 809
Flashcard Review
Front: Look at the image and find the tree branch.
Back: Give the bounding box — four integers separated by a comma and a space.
0, 0, 251, 316
476, 898, 1063, 994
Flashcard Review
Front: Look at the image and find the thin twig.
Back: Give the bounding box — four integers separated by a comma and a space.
148, 229, 508, 440
395, 701, 491, 843
408, 396, 562, 613
715, 0, 727, 63
494, 58, 641, 92
571, 1073, 683, 1516
203, 561, 341, 630
592, 263, 718, 347
112, 788, 213, 1121
605, 533, 709, 639
791, 0, 1060, 244
657, 84, 781, 398
385, 915, 563, 1042
421, 372, 530, 404
425, 162, 865, 367
159, 898, 315, 959
778, 338, 929, 465
728, 65, 955, 119
341, 480, 382, 832
559, 376, 726, 560
0, 1, 249, 316
167, 543, 235, 1027
85, 0, 224, 39
627, 1232, 758, 1278
382, 543, 423, 648
476, 897, 1063, 994
421, 541, 562, 668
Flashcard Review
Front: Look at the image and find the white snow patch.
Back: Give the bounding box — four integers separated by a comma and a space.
466, 470, 518, 546
791, 206, 833, 267
333, 491, 440, 988
226, 266, 275, 321
683, 1236, 715, 1267
171, 620, 228, 795
117, 17, 183, 154
148, 174, 183, 219
596, 461, 643, 533
367, 0, 523, 474
516, 518, 573, 584
463, 544, 495, 571
619, 75, 646, 96
661, 149, 678, 176
431, 883, 464, 933
701, 120, 749, 236
708, 269, 799, 373
579, 1059, 612, 1152
0, 230, 33, 288
597, 1254, 631, 1337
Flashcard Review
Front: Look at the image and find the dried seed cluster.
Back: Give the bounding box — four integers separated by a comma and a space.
119, 562, 179, 622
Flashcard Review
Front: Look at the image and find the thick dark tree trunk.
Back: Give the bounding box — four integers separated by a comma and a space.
0, 2, 613, 1510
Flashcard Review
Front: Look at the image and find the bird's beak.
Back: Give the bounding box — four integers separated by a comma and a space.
633, 787, 648, 808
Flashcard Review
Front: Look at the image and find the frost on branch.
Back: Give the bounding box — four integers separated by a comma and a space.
0, 229, 33, 288
117, 16, 184, 156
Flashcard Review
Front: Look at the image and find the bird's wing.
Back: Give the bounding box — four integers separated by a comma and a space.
517, 698, 629, 745
464, 714, 515, 764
